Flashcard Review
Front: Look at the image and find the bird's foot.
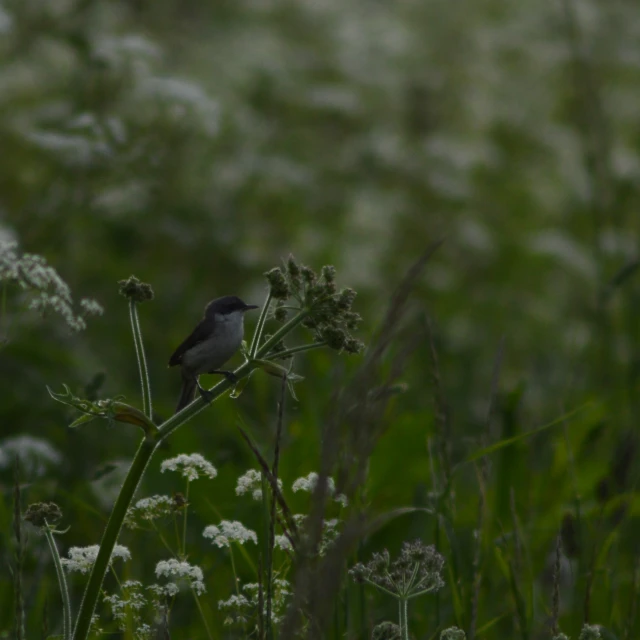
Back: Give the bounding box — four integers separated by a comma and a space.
209, 369, 239, 385
196, 383, 214, 404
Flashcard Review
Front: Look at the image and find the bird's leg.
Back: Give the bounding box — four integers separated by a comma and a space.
195, 377, 214, 404
209, 369, 239, 385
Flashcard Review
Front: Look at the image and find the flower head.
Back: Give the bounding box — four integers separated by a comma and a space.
350, 540, 445, 599
373, 622, 401, 640
24, 502, 63, 528
124, 494, 183, 529
154, 559, 205, 595
203, 520, 258, 548
235, 469, 282, 501
578, 625, 601, 640
62, 544, 131, 574
118, 275, 154, 303
0, 242, 102, 330
264, 255, 364, 353
160, 453, 217, 481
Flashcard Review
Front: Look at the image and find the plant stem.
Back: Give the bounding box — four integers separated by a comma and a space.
72, 437, 157, 640
128, 300, 152, 419
265, 342, 326, 360
249, 292, 273, 358
181, 480, 190, 558
192, 590, 214, 640
256, 309, 310, 358
398, 598, 409, 640
44, 524, 72, 640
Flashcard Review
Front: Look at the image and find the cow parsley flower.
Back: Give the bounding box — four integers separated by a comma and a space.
160, 453, 217, 481
62, 544, 131, 574
154, 559, 205, 595
203, 521, 258, 548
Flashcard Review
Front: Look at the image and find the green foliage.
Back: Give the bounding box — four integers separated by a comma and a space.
1, 0, 640, 637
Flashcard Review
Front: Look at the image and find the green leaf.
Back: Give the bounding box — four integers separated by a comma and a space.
69, 413, 98, 429
459, 402, 591, 467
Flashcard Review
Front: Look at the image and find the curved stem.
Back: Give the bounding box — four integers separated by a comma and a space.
72, 438, 157, 640
265, 342, 326, 360
191, 590, 214, 640
249, 292, 273, 358
128, 300, 152, 419
256, 310, 310, 358
44, 524, 71, 640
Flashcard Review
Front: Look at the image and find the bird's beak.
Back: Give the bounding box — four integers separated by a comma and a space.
244, 304, 259, 311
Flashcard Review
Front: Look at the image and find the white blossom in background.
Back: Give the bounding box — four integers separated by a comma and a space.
0, 435, 62, 477
235, 468, 282, 501
124, 494, 177, 529
218, 580, 291, 626
274, 534, 293, 552
203, 520, 258, 548
103, 580, 149, 637
291, 471, 347, 506
292, 472, 336, 494
154, 559, 205, 595
160, 453, 217, 481
62, 544, 131, 574
0, 242, 102, 331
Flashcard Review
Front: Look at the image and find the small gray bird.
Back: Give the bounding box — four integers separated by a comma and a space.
169, 296, 259, 413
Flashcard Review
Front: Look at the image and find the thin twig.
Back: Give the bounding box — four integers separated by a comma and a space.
469, 465, 486, 640
13, 456, 25, 640
267, 376, 287, 633
551, 532, 562, 636
236, 423, 298, 545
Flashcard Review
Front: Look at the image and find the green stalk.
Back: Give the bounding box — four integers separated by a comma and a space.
398, 598, 409, 640
72, 438, 157, 640
256, 309, 310, 358
128, 300, 152, 418
181, 480, 191, 558
249, 293, 273, 358
44, 523, 72, 640
265, 341, 326, 360
261, 473, 273, 639
191, 590, 214, 640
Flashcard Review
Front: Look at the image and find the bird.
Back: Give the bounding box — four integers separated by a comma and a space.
169, 296, 259, 413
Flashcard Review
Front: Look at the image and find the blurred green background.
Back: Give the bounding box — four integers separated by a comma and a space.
1, 0, 639, 637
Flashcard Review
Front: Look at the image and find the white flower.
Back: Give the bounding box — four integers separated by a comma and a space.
0, 242, 102, 331
235, 469, 262, 500
154, 559, 205, 595
203, 520, 258, 548
334, 493, 349, 507
236, 469, 282, 501
124, 495, 176, 528
291, 472, 347, 506
0, 435, 62, 477
160, 453, 217, 481
219, 594, 250, 609
292, 472, 336, 495
62, 544, 131, 574
274, 534, 293, 552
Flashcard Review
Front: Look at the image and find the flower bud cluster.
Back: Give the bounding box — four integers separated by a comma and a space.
24, 502, 63, 528
350, 539, 445, 599
118, 276, 154, 303
264, 255, 364, 354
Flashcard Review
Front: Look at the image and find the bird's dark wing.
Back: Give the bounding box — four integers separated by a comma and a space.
168, 318, 212, 367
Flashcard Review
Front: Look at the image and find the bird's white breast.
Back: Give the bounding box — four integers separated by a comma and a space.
182, 311, 245, 375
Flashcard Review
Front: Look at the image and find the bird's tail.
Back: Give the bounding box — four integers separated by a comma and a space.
175, 375, 197, 414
